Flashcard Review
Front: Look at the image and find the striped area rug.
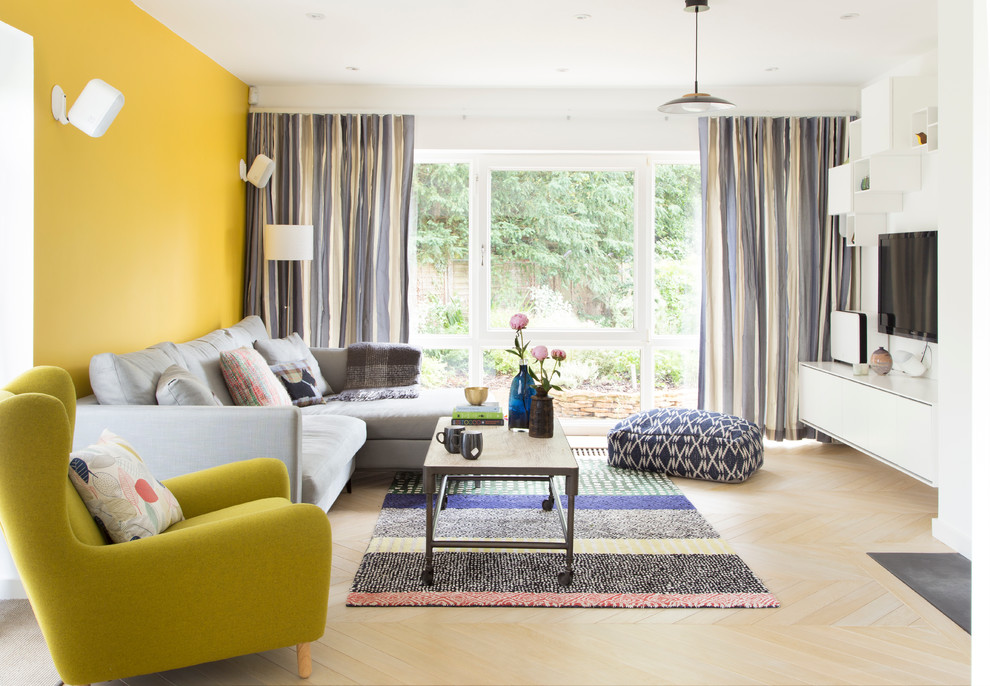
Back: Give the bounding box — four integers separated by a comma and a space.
346, 448, 778, 609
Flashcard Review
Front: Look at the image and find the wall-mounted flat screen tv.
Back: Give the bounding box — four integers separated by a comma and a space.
877, 230, 937, 343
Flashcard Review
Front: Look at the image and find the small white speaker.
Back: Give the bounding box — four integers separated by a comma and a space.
830, 311, 867, 364
68, 79, 125, 137
240, 154, 275, 188
51, 79, 125, 138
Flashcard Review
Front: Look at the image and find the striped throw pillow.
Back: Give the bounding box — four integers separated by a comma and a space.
220, 348, 292, 406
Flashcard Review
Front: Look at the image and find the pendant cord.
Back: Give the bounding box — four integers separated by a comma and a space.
694, 8, 699, 93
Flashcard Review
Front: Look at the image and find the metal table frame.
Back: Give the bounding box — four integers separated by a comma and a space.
421, 452, 579, 587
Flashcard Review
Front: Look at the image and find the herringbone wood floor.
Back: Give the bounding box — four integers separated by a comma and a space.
96, 438, 971, 686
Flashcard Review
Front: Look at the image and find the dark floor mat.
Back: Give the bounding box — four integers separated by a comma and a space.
868, 552, 971, 633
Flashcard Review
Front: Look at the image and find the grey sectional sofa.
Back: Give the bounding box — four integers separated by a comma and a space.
73, 316, 463, 511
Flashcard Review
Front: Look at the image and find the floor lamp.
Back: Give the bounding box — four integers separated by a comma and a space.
264, 224, 314, 338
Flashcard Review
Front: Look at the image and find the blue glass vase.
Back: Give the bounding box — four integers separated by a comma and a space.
507, 363, 534, 431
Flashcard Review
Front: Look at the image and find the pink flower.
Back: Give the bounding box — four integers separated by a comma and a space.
509, 313, 529, 331
551, 349, 566, 361
531, 345, 549, 361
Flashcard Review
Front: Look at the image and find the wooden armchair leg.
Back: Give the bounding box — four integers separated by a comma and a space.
297, 642, 312, 679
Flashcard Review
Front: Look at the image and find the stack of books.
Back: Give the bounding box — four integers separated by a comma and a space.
451, 401, 504, 426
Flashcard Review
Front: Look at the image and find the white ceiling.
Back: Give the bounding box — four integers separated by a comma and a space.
132, 0, 938, 90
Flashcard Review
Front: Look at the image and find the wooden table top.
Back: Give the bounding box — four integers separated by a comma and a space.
424, 417, 577, 476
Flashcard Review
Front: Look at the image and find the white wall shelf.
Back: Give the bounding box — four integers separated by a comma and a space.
827, 76, 936, 246
843, 214, 887, 247
911, 106, 939, 152
860, 76, 937, 156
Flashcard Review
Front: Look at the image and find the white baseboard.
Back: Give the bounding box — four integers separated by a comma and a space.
932, 518, 972, 559
0, 578, 27, 600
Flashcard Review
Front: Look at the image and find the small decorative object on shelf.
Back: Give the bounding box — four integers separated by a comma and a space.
527, 346, 566, 438
915, 131, 928, 145
505, 313, 533, 431
869, 346, 893, 376
860, 176, 871, 191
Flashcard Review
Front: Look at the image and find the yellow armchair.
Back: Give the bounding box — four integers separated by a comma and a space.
0, 367, 331, 685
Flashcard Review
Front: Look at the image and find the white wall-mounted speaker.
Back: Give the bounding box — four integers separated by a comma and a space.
51, 79, 125, 138
830, 310, 867, 364
240, 154, 275, 188
69, 79, 124, 137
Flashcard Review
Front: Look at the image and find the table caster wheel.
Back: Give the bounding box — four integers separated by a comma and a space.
542, 498, 554, 512
557, 570, 573, 586
421, 568, 434, 585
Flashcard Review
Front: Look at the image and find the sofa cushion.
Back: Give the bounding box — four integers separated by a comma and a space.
89, 342, 184, 405
343, 342, 421, 391
155, 365, 222, 406
68, 430, 184, 543
255, 333, 332, 395
174, 329, 242, 405
270, 360, 325, 407
225, 315, 270, 348
302, 387, 463, 441
300, 415, 366, 511
220, 348, 292, 407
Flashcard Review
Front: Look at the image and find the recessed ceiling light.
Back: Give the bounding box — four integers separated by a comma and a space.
345, 66, 359, 71
556, 68, 570, 73
574, 13, 592, 20
840, 12, 860, 20
306, 12, 325, 20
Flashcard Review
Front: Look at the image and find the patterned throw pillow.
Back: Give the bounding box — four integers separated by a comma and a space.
254, 333, 333, 396
270, 360, 325, 407
219, 347, 292, 406
68, 430, 184, 543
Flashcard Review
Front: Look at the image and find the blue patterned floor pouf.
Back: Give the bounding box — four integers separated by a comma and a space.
607, 409, 764, 483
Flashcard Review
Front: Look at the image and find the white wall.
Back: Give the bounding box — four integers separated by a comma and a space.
932, 0, 981, 558
0, 19, 33, 599
253, 84, 859, 152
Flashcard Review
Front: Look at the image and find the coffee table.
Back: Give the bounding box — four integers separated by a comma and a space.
421, 417, 579, 586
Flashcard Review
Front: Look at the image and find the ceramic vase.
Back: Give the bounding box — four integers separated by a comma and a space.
507, 364, 533, 431
870, 346, 893, 375
528, 390, 554, 438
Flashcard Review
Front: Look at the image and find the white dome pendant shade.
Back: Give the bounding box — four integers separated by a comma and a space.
658, 0, 735, 115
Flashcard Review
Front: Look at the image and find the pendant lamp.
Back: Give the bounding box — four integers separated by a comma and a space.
658, 0, 735, 114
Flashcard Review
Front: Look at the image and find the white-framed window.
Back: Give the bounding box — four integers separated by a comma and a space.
411, 152, 700, 432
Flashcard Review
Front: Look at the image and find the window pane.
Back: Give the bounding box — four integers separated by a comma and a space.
481, 348, 519, 413
653, 349, 699, 409
489, 170, 635, 330
414, 163, 470, 335
654, 164, 702, 336
554, 348, 641, 420
420, 348, 469, 389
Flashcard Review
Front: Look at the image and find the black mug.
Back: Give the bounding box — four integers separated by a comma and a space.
436, 426, 465, 453
460, 431, 483, 460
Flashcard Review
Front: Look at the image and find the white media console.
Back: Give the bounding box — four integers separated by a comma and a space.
798, 361, 937, 485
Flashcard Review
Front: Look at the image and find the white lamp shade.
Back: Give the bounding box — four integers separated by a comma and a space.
264, 224, 314, 261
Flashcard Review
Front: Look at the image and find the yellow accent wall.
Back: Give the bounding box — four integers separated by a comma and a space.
0, 0, 247, 395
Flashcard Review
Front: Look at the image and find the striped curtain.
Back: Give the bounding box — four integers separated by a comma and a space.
698, 116, 857, 441
244, 113, 415, 346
